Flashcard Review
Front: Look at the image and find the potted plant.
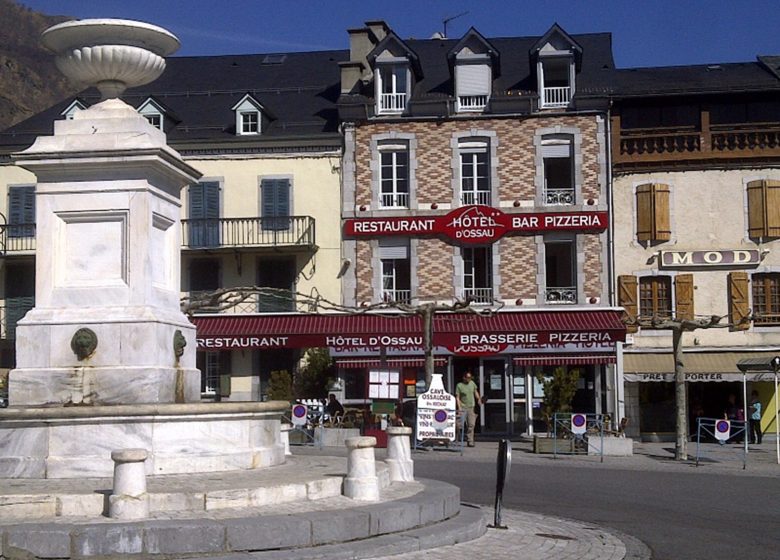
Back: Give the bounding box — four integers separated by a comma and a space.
533, 366, 580, 453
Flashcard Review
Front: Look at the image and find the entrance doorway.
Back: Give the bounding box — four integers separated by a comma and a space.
453, 357, 516, 434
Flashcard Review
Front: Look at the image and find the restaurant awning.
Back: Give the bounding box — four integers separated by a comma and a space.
513, 353, 617, 366
623, 351, 780, 382
334, 357, 448, 368
191, 309, 626, 351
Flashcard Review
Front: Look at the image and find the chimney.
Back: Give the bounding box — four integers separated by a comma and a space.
364, 20, 389, 43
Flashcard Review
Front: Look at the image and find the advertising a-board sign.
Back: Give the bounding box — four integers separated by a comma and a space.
416, 374, 457, 441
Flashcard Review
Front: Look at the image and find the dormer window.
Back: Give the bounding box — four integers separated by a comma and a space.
231, 94, 263, 136
61, 99, 86, 120
137, 98, 165, 131
531, 24, 582, 110
449, 28, 498, 114
376, 63, 409, 114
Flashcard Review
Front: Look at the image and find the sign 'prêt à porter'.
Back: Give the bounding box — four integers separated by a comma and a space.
344, 205, 607, 245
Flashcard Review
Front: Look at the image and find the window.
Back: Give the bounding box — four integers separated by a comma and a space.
459, 140, 490, 205
545, 239, 576, 304
379, 144, 409, 208
752, 273, 780, 326
240, 111, 259, 134
639, 276, 672, 320
635, 183, 671, 243
257, 258, 296, 312
4, 262, 34, 340
455, 62, 490, 112
197, 351, 230, 396
746, 180, 780, 239
462, 247, 493, 303
144, 113, 162, 130
137, 98, 164, 131
261, 178, 291, 231
541, 136, 574, 205
188, 181, 220, 247
61, 100, 86, 120
538, 55, 573, 109
8, 185, 35, 238
376, 64, 408, 114
380, 241, 411, 303
188, 258, 220, 314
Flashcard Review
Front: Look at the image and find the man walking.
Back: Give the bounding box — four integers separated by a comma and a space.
749, 390, 762, 445
456, 370, 482, 447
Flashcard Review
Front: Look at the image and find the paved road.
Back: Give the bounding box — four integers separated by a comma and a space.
410, 441, 780, 560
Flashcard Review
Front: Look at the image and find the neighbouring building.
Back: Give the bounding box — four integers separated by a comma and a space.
0, 51, 346, 401
336, 21, 626, 435
611, 56, 780, 440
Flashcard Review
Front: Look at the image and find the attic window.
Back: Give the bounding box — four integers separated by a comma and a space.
232, 94, 263, 136
137, 99, 165, 131
455, 61, 491, 112
262, 54, 287, 64
61, 100, 86, 120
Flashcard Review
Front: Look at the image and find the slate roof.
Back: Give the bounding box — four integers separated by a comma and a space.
0, 49, 349, 153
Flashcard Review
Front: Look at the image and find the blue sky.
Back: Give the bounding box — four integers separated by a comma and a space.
16, 0, 780, 68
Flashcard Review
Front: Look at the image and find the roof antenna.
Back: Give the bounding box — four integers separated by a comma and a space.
442, 11, 469, 39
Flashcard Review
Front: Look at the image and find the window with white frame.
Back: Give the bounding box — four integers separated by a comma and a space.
138, 99, 165, 130
541, 135, 574, 205
376, 64, 409, 114
240, 111, 259, 134
380, 241, 411, 303
61, 100, 86, 120
544, 238, 577, 304
459, 140, 490, 205
232, 95, 262, 136
538, 55, 574, 109
455, 61, 491, 112
462, 246, 493, 303
379, 143, 410, 208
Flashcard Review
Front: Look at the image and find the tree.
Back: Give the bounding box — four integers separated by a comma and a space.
267, 370, 293, 402
294, 347, 334, 399
536, 366, 580, 434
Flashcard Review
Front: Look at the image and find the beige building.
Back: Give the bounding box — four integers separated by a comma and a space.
611, 58, 780, 440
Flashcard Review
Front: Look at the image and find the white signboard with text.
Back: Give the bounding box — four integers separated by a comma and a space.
416, 373, 456, 441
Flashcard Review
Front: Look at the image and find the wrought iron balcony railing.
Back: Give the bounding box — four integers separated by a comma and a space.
0, 223, 36, 254
544, 188, 575, 205
545, 287, 577, 304
382, 289, 412, 304
463, 287, 494, 304
181, 216, 315, 250
461, 190, 491, 206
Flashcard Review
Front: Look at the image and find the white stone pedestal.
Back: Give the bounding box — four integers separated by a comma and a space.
344, 436, 379, 501
386, 426, 414, 482
281, 422, 293, 456
109, 448, 149, 519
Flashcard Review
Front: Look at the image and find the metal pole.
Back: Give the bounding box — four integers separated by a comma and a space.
488, 438, 511, 529
775, 372, 779, 465
743, 372, 748, 460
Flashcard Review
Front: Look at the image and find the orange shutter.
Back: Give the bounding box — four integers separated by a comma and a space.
674, 274, 694, 321
728, 272, 750, 331
766, 180, 780, 237
636, 183, 671, 242
653, 183, 671, 241
618, 275, 639, 333
747, 180, 767, 238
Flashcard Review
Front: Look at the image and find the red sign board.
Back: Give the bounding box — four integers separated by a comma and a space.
344, 205, 607, 245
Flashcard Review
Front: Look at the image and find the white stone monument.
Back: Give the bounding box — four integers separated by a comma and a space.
0, 19, 285, 479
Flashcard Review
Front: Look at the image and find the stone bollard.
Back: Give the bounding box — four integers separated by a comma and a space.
343, 436, 379, 501
281, 422, 293, 456
109, 448, 149, 520
386, 426, 414, 482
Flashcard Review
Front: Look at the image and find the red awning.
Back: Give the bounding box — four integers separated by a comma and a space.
334, 357, 447, 369
191, 309, 626, 351
513, 353, 617, 366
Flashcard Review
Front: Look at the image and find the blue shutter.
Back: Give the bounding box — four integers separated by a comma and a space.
189, 182, 220, 247
261, 179, 290, 231
8, 186, 35, 238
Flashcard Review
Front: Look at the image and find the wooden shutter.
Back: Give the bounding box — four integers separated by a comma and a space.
618, 275, 639, 333
635, 183, 670, 242
261, 179, 291, 231
728, 271, 750, 331
747, 180, 780, 238
674, 274, 694, 321
8, 185, 35, 237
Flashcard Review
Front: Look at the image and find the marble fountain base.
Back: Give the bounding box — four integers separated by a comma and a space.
0, 401, 287, 479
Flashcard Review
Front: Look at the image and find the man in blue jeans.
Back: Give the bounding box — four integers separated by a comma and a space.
749, 391, 762, 445
455, 371, 482, 447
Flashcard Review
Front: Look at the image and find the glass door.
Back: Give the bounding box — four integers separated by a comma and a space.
480, 358, 509, 433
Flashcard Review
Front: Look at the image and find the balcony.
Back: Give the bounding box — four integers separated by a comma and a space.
380, 193, 409, 208
545, 287, 577, 304
383, 289, 411, 304
187, 290, 296, 315
461, 191, 491, 206
0, 223, 36, 255
612, 114, 780, 168
541, 86, 571, 109
379, 93, 407, 114
463, 287, 494, 304
182, 216, 315, 251
544, 187, 575, 206
458, 95, 488, 112
1, 297, 34, 340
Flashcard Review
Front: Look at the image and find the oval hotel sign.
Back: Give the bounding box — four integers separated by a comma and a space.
344, 205, 607, 245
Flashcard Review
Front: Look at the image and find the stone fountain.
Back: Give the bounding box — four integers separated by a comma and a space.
0, 19, 286, 478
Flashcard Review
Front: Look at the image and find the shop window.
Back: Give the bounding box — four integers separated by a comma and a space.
379, 143, 409, 208
746, 180, 780, 239
545, 239, 576, 304
635, 183, 671, 243
751, 273, 780, 326
459, 139, 490, 206
462, 246, 493, 303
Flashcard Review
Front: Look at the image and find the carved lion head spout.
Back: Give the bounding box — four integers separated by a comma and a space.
71, 328, 98, 361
